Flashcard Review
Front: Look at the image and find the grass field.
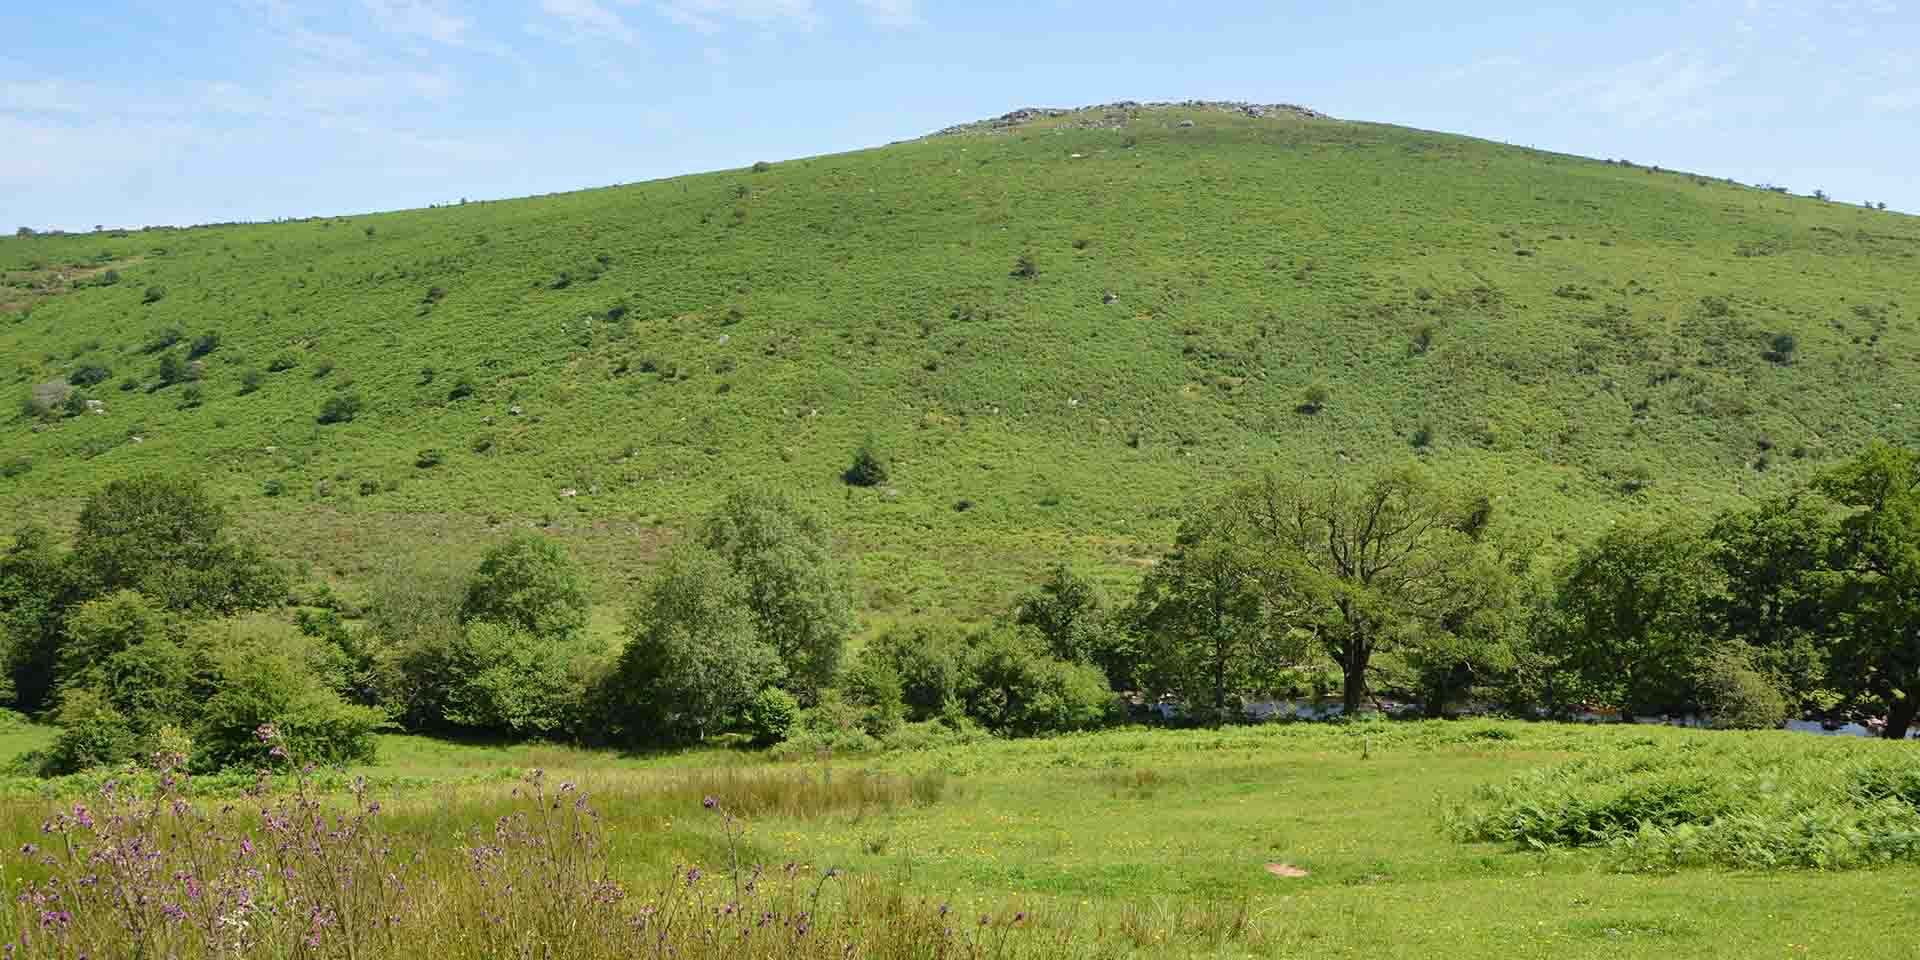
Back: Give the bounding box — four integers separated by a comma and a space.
4, 719, 1916, 957
6, 103, 1920, 617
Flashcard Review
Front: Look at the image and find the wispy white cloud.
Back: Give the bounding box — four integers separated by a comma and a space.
1866, 86, 1920, 111
360, 0, 472, 45
540, 0, 639, 44
853, 0, 920, 27
1539, 51, 1739, 126
648, 0, 820, 34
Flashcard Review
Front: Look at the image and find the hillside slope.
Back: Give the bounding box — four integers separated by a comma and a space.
4, 103, 1918, 608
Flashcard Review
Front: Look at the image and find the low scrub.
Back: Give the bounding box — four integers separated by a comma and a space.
1446, 739, 1920, 871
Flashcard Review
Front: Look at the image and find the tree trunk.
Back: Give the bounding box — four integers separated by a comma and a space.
1341, 648, 1367, 718
1884, 695, 1918, 741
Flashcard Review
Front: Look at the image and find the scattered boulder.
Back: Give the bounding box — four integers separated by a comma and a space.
1102, 290, 1119, 305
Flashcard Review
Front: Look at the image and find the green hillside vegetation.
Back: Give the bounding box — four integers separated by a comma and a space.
4, 103, 1918, 616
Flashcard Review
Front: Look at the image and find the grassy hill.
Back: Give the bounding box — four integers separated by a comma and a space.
4, 102, 1918, 613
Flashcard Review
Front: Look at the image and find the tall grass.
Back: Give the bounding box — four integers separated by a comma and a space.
0, 729, 1272, 958
1446, 736, 1920, 871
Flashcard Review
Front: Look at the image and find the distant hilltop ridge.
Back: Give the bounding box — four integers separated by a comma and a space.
926, 100, 1335, 138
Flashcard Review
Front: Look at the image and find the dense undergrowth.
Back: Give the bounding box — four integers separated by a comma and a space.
1447, 734, 1920, 871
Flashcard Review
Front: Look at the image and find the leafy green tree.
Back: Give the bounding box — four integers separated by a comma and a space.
699, 490, 854, 702
1, 524, 85, 711
72, 475, 286, 614
57, 589, 169, 688
1816, 441, 1920, 738
440, 620, 598, 737
459, 533, 592, 641
1129, 499, 1282, 720
610, 547, 784, 743
867, 623, 967, 722
1235, 466, 1496, 717
1705, 494, 1835, 707
1543, 523, 1720, 719
1014, 563, 1111, 664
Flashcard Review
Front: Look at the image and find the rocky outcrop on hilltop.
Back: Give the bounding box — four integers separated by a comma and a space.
926, 100, 1333, 137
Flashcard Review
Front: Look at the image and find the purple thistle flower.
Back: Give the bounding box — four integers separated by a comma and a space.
702, 795, 717, 810
254, 723, 278, 743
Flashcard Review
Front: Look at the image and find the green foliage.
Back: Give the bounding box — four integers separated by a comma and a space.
866, 623, 967, 722
743, 686, 799, 745
1014, 562, 1111, 664
438, 620, 597, 737
1695, 646, 1790, 730
1544, 522, 1720, 717
842, 439, 888, 488
72, 474, 287, 614
840, 649, 906, 736
187, 331, 221, 360
458, 533, 591, 641
316, 392, 362, 424
1128, 497, 1280, 719
611, 546, 784, 743
960, 625, 1114, 736
1815, 440, 1920, 737
1, 524, 82, 710
698, 490, 853, 701
1449, 739, 1920, 871
43, 687, 137, 774
238, 368, 264, 394
56, 588, 168, 687
140, 285, 165, 304
69, 363, 111, 387
193, 635, 385, 770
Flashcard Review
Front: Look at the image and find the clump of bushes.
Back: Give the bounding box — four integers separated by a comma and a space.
317, 392, 363, 424
844, 438, 889, 487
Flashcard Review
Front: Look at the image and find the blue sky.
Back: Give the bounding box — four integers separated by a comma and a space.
3, 0, 1917, 230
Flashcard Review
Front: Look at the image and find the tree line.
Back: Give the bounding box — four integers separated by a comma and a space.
4, 440, 1919, 774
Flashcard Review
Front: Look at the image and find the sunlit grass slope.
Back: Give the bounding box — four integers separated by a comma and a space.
4, 104, 1918, 609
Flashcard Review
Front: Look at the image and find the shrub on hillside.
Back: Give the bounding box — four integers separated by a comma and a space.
843, 439, 889, 487
1299, 384, 1329, 413
141, 285, 166, 304
187, 331, 221, 360
317, 392, 362, 424
69, 363, 112, 387
239, 368, 264, 394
